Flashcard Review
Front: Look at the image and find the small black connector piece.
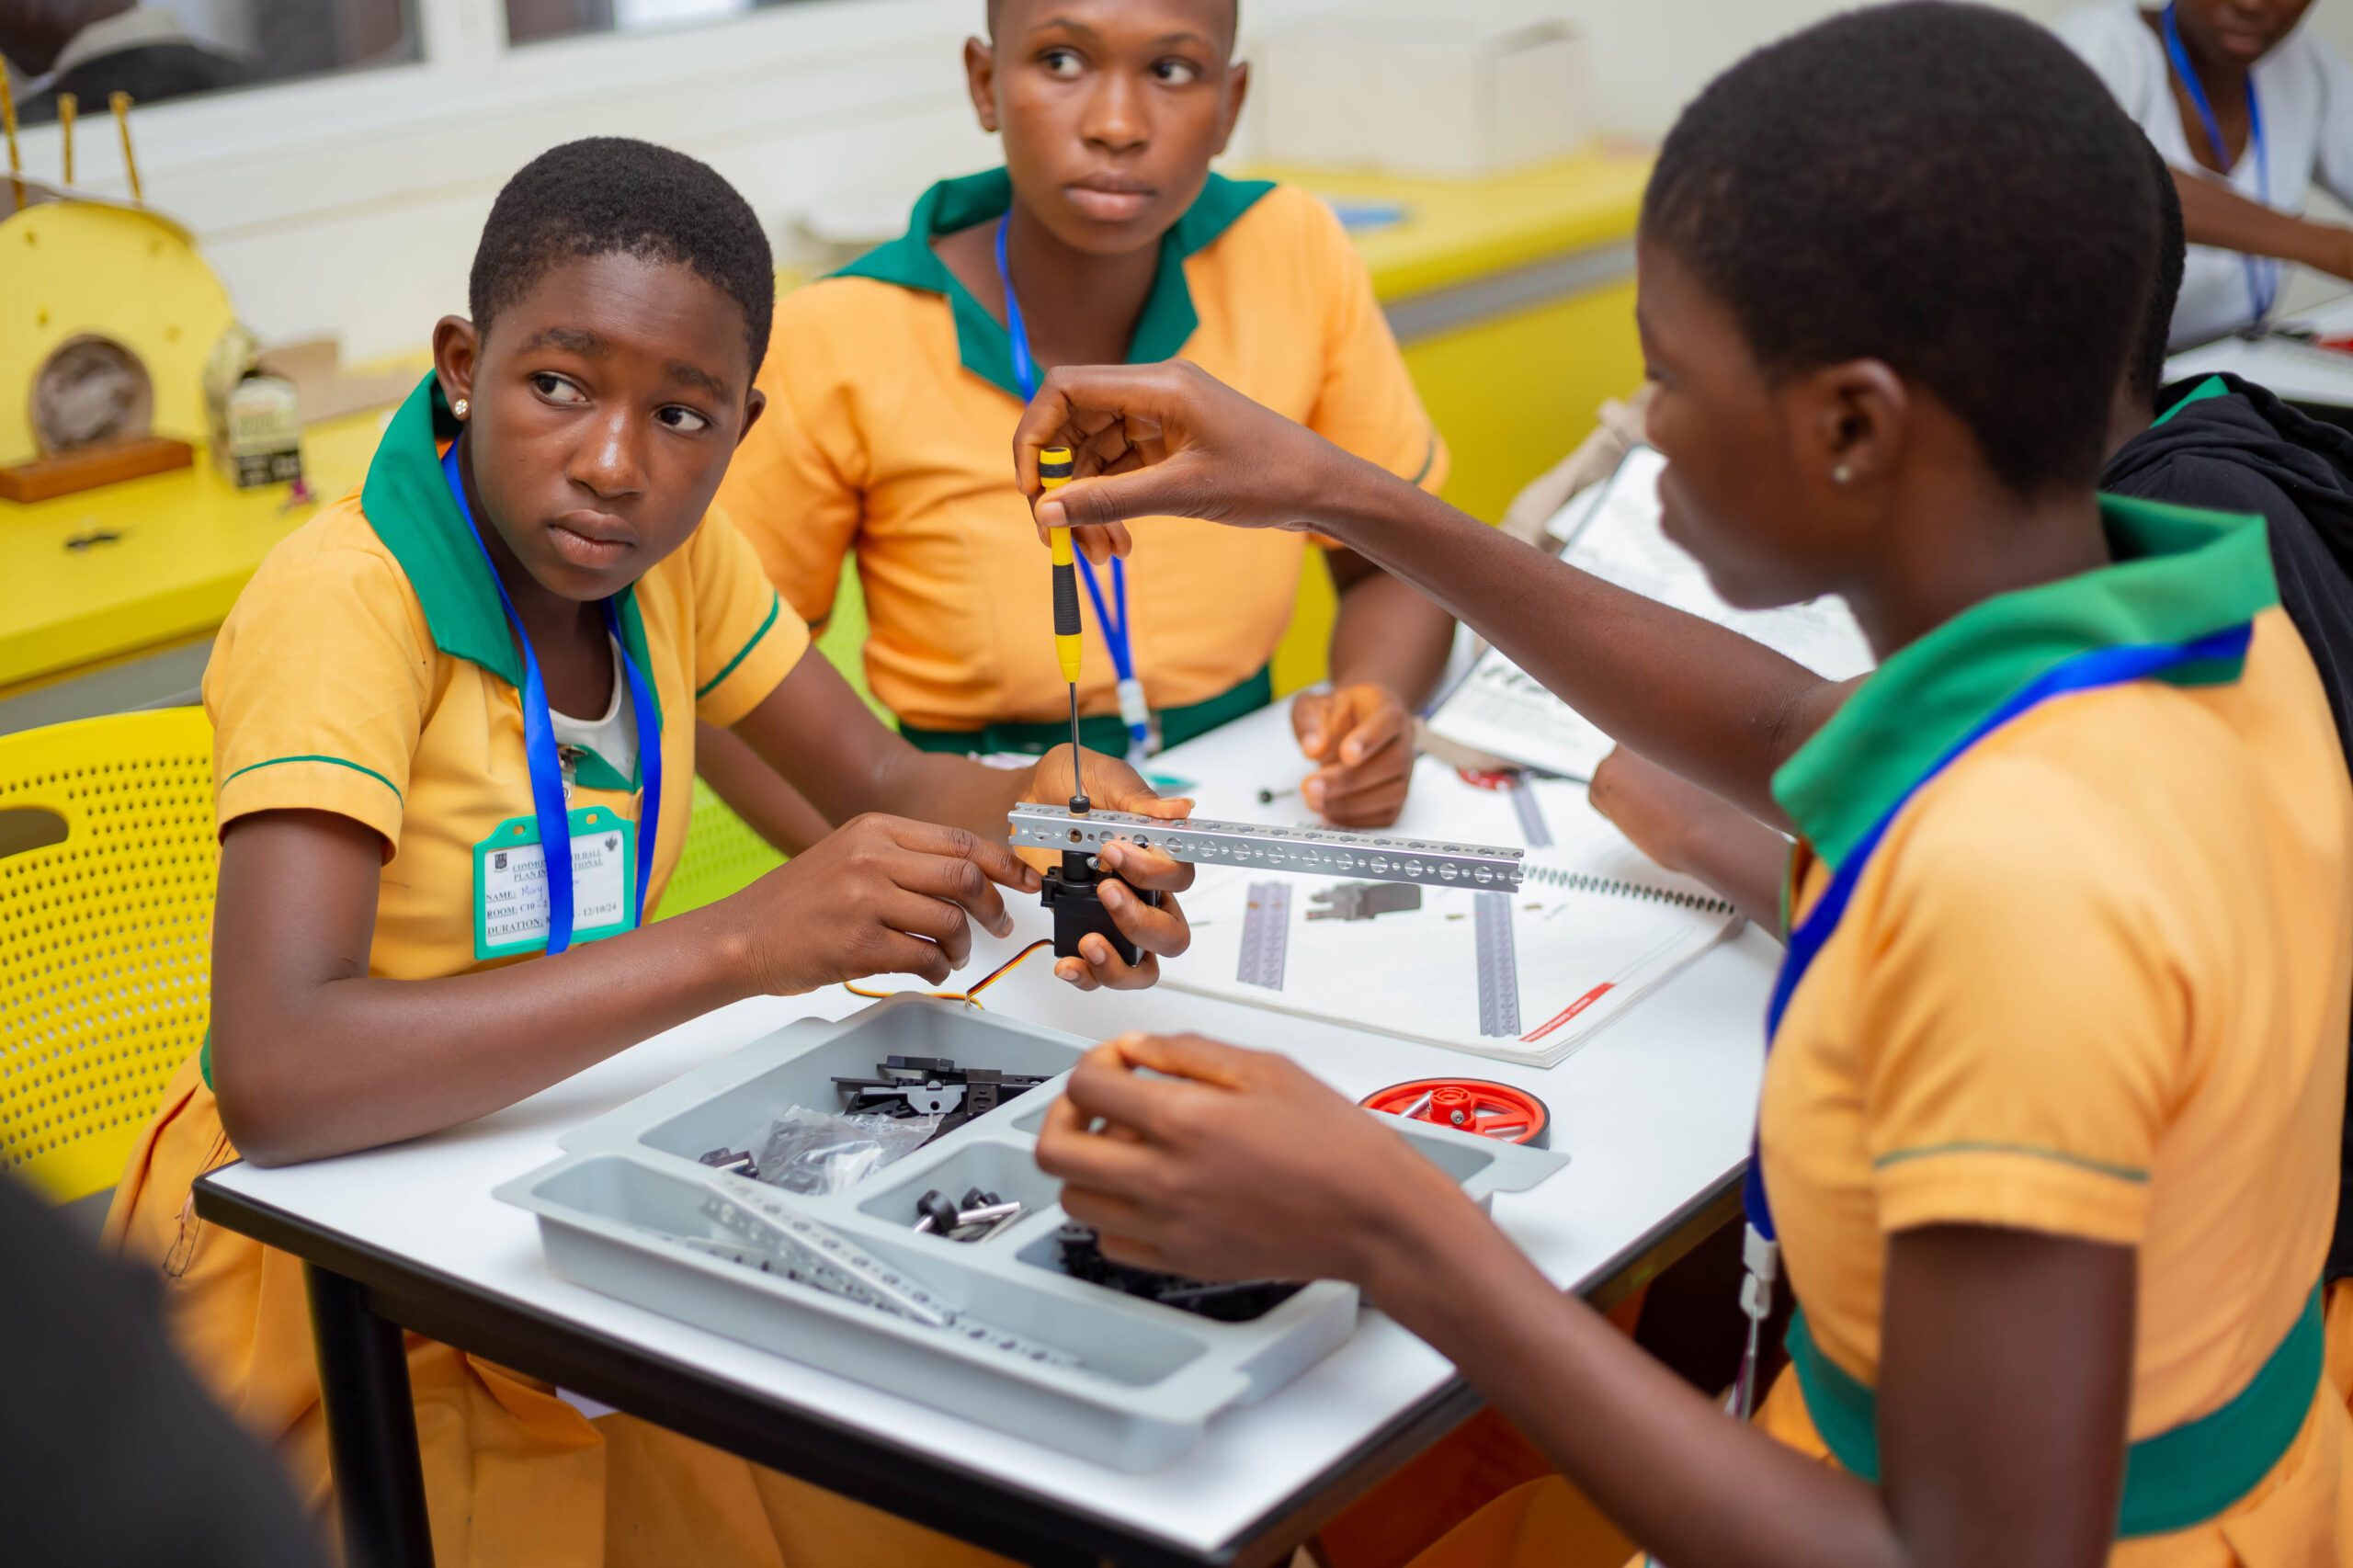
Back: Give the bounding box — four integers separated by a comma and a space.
1040, 849, 1156, 967
1052, 1223, 1302, 1323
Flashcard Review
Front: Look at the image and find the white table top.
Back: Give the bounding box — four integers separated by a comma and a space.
206, 699, 1771, 1559
2165, 290, 2353, 409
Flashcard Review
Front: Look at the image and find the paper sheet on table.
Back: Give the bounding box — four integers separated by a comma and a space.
1427, 445, 1875, 779
1163, 766, 1743, 1068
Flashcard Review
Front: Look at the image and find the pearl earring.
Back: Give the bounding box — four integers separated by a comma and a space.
452, 398, 470, 420
1832, 463, 1853, 484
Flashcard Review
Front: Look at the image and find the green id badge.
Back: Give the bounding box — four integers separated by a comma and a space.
474, 805, 638, 960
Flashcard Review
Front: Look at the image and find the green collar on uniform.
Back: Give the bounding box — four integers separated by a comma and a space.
1772, 494, 2276, 870
359, 375, 663, 736
835, 166, 1276, 399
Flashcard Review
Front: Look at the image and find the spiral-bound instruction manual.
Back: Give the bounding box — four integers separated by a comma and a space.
1427, 444, 1876, 780
1164, 762, 1745, 1068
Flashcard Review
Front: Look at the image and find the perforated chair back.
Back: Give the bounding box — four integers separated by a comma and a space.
0, 708, 216, 1204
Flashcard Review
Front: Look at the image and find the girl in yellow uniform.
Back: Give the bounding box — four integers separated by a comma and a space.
700, 0, 1454, 846
106, 137, 1193, 1567
1012, 5, 2353, 1562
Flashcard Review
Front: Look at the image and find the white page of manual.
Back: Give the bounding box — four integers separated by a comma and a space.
1427, 445, 1876, 779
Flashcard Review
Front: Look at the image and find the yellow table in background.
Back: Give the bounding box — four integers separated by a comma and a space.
1254, 151, 1651, 693
0, 408, 392, 733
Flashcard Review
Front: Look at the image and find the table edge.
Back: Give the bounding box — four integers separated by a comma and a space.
197, 1155, 1742, 1566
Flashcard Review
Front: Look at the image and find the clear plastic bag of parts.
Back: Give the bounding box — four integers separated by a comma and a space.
753, 1106, 941, 1196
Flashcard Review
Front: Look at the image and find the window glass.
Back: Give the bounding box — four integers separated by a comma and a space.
0, 1, 418, 127
506, 0, 806, 49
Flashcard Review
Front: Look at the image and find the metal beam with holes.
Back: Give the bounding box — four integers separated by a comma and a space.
1006, 803, 1525, 892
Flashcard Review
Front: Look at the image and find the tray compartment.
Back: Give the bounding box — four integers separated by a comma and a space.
520, 996, 1570, 1469
531, 1155, 1214, 1388
508, 1153, 1236, 1471
853, 1137, 1060, 1240
578, 997, 1085, 1181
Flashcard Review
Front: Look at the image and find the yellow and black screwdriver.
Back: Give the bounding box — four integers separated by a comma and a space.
1033, 443, 1158, 965
1040, 445, 1087, 812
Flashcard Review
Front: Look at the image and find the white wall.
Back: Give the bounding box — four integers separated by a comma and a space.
9, 0, 1343, 358
1555, 0, 2060, 141
16, 0, 2353, 358
1556, 0, 2353, 312
1552, 0, 2353, 141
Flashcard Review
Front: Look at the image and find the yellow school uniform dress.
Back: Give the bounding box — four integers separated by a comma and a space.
717, 168, 1446, 753
102, 377, 1008, 1567
1412, 497, 2353, 1568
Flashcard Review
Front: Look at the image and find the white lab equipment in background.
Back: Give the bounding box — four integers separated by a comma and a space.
1255, 2, 1589, 177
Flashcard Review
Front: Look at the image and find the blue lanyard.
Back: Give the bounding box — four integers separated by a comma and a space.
997, 216, 1152, 758
439, 441, 662, 953
1745, 621, 2253, 1244
2164, 2, 2278, 327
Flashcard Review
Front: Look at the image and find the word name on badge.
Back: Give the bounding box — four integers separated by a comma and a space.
474, 806, 638, 958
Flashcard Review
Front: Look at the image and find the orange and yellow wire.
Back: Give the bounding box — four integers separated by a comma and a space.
843, 938, 1052, 1010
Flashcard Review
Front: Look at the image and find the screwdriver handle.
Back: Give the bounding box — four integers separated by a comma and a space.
1040, 448, 1083, 687
1051, 532, 1084, 686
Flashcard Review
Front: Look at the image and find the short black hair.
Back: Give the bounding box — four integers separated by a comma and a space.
468, 137, 774, 376
1643, 2, 2157, 495
2130, 135, 2188, 411
986, 0, 1237, 45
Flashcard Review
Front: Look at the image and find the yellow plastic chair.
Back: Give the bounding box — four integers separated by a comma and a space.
0, 707, 216, 1206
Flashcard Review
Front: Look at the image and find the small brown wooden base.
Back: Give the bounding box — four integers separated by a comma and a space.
0, 436, 196, 504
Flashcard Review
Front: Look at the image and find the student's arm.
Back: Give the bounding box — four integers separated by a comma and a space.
1587, 745, 1791, 934
683, 493, 1189, 983
1040, 1035, 2128, 1568
2309, 40, 2353, 224
1288, 188, 1460, 828
211, 806, 1044, 1166
696, 291, 872, 854
729, 650, 1195, 988
2168, 166, 2353, 287
1038, 760, 2169, 1568
1290, 549, 1453, 827
1015, 362, 1844, 824
698, 721, 837, 855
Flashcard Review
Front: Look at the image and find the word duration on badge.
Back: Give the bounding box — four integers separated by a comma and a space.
1013, 800, 1527, 966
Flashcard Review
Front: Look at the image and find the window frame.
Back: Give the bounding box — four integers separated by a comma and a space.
6, 0, 974, 233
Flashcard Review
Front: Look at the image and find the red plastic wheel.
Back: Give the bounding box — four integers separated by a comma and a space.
1455, 768, 1519, 791
1360, 1078, 1551, 1147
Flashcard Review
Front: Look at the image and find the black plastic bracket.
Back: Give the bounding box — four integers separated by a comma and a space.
1040, 848, 1159, 968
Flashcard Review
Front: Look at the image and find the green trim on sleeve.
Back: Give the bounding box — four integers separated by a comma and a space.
1405, 435, 1438, 487
697, 594, 784, 701
1870, 1140, 2149, 1183
222, 753, 404, 802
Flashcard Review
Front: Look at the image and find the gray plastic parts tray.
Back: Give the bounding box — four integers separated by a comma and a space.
497, 994, 1566, 1470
